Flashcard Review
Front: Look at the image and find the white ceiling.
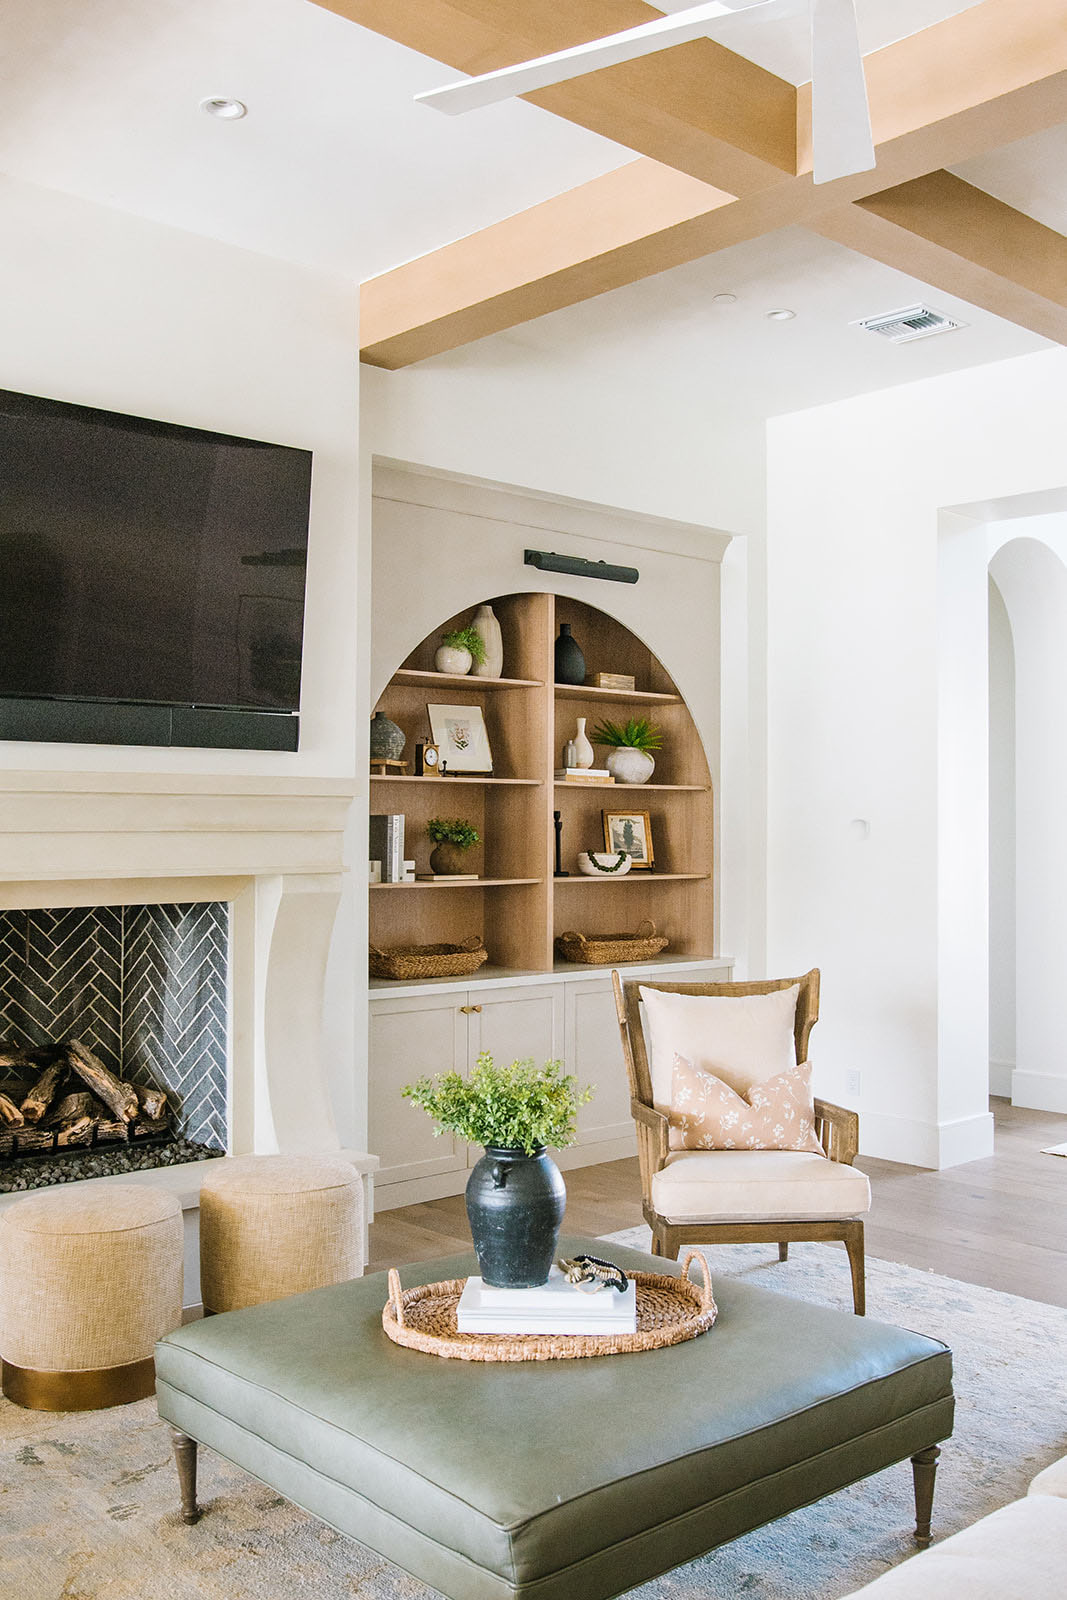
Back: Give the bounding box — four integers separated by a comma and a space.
0, 0, 1059, 414
450, 225, 1048, 417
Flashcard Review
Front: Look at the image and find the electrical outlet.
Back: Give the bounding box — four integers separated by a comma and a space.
845, 1069, 862, 1097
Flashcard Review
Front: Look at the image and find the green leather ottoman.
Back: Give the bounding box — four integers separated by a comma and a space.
155, 1236, 954, 1600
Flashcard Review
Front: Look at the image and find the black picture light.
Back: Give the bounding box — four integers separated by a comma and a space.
524, 550, 639, 584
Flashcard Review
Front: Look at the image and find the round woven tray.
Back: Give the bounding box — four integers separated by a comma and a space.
381, 1251, 716, 1362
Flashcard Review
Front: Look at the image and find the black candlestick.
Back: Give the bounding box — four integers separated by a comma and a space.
553, 810, 569, 876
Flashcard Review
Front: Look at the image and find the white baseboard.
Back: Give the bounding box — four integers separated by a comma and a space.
988, 1058, 1014, 1099
1011, 1070, 1067, 1115
860, 1109, 994, 1170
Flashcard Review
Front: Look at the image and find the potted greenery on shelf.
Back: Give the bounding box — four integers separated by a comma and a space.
427, 816, 479, 875
403, 1053, 593, 1287
590, 716, 663, 784
435, 624, 487, 676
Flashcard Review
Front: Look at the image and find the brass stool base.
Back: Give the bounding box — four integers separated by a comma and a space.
1, 1355, 156, 1411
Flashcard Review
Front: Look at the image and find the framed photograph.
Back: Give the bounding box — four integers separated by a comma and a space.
602, 809, 654, 869
427, 703, 494, 774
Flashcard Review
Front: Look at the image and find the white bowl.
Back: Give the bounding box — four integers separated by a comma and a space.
577, 851, 633, 877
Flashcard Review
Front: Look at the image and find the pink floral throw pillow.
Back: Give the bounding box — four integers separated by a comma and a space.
669, 1052, 824, 1153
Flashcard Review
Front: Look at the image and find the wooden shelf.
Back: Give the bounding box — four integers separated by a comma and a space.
553, 873, 709, 884
371, 878, 542, 890
554, 780, 708, 792
554, 683, 680, 704
371, 591, 714, 977
371, 775, 542, 786
391, 669, 542, 690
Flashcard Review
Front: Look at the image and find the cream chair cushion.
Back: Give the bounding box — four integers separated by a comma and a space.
639, 983, 800, 1110
842, 1494, 1067, 1598
1029, 1455, 1067, 1499
650, 1148, 871, 1224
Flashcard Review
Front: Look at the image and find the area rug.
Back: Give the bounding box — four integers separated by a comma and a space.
1042, 1141, 1067, 1157
1, 1242, 1065, 1600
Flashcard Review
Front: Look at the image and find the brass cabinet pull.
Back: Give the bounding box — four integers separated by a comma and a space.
459, 1004, 483, 1014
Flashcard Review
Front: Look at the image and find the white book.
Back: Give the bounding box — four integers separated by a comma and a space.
457, 1267, 637, 1335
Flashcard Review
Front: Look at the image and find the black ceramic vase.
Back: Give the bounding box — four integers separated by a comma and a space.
554, 623, 586, 686
465, 1146, 567, 1288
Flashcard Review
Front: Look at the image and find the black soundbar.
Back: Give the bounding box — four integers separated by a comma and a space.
0, 697, 299, 752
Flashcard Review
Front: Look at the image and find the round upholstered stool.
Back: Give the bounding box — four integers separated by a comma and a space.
0, 1183, 183, 1411
198, 1155, 364, 1314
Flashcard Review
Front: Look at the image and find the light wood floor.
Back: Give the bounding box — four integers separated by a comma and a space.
369, 1099, 1067, 1308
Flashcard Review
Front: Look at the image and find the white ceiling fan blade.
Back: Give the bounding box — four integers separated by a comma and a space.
810, 0, 874, 184
415, 1, 780, 117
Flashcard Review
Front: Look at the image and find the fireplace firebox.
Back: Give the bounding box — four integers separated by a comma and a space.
0, 903, 228, 1192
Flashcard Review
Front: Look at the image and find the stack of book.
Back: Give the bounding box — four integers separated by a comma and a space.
369, 814, 405, 881
457, 1265, 637, 1335
554, 767, 613, 785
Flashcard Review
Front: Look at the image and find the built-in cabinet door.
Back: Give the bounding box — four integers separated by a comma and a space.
368, 993, 468, 1187
467, 984, 563, 1167
566, 978, 634, 1148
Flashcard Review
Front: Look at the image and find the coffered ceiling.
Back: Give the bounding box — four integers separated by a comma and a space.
0, 1, 1063, 410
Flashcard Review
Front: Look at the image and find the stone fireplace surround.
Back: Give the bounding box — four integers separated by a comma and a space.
0, 770, 376, 1306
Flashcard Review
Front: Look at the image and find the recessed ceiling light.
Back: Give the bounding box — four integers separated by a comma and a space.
766, 308, 796, 321
712, 293, 737, 306
199, 96, 247, 120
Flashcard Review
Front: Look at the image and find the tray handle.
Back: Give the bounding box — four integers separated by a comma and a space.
680, 1250, 713, 1314
635, 919, 657, 937
387, 1268, 406, 1327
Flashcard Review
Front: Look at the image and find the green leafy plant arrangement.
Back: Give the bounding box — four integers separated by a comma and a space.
426, 817, 480, 848
590, 716, 663, 752
440, 624, 487, 666
403, 1052, 593, 1154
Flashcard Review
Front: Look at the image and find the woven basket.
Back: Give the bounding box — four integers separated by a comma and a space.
369, 937, 488, 981
554, 919, 669, 966
381, 1251, 715, 1362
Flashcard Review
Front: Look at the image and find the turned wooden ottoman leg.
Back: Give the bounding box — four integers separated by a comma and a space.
171, 1428, 201, 1524
911, 1444, 940, 1547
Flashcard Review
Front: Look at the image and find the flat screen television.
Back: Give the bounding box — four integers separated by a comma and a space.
0, 388, 312, 749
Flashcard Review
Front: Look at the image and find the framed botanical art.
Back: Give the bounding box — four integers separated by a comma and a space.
602, 809, 654, 869
427, 703, 494, 774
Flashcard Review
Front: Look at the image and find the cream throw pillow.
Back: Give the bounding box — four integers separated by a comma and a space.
638, 983, 801, 1111
670, 1052, 824, 1153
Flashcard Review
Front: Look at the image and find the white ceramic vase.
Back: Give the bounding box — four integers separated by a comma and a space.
606, 747, 655, 784
471, 604, 504, 679
435, 644, 472, 675
572, 717, 595, 769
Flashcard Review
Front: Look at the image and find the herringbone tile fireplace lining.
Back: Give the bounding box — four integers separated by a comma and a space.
0, 903, 228, 1148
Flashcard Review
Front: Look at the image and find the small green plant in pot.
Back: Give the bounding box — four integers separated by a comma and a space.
590, 716, 663, 784
426, 816, 479, 875
404, 1053, 593, 1288
435, 624, 487, 676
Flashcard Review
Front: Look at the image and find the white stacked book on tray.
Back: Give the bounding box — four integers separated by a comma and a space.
457, 1265, 637, 1335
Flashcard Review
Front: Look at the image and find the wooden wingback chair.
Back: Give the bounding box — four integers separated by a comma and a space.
612, 969, 870, 1314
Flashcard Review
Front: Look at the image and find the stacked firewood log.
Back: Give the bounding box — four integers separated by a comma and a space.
0, 1039, 169, 1157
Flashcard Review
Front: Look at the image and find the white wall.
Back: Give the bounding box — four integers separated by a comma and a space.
988, 575, 1015, 1096
766, 347, 1067, 1169
989, 522, 1067, 1116
0, 174, 365, 1144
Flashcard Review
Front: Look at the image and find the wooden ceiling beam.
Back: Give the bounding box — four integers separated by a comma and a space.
360, 159, 736, 369
314, 1, 798, 193
811, 172, 1067, 346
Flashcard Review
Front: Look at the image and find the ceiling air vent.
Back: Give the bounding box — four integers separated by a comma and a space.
855, 305, 966, 343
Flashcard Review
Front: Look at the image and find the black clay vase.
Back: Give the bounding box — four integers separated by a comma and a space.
554, 623, 586, 685
465, 1146, 567, 1288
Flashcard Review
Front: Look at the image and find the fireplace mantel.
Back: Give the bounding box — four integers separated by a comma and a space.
0, 769, 358, 1164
